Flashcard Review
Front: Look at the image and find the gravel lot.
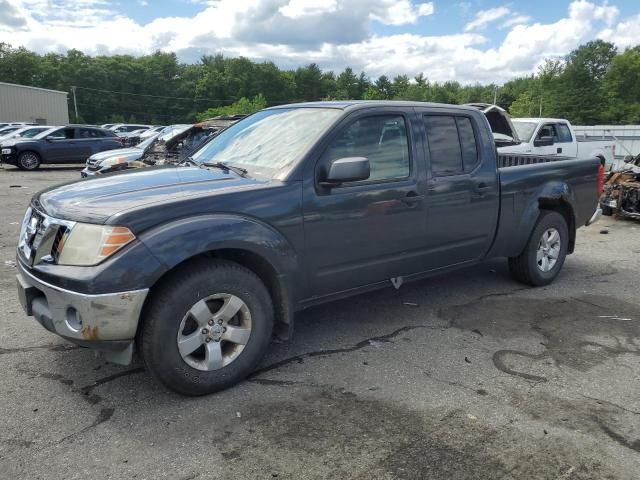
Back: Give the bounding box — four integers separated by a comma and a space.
1, 164, 639, 479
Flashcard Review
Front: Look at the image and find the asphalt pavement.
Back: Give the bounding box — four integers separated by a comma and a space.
1, 164, 639, 479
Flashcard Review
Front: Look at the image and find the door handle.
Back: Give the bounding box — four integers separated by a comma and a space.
400, 191, 425, 207
475, 182, 492, 192
557, 147, 562, 154
472, 182, 492, 199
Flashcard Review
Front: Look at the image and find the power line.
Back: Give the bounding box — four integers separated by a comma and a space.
73, 85, 239, 103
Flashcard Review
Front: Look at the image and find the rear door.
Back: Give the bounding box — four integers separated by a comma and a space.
303, 108, 429, 297
74, 128, 104, 161
418, 109, 499, 269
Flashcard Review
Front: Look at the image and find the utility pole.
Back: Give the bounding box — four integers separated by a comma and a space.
493, 86, 498, 105
71, 86, 79, 122
539, 96, 542, 118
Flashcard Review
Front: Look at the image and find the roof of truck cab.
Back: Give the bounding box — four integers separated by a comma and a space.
267, 100, 482, 112
512, 118, 571, 123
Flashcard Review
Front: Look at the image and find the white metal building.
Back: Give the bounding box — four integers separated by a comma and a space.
0, 82, 69, 125
574, 125, 640, 160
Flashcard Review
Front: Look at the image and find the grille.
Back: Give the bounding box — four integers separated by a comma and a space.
18, 208, 76, 266
51, 225, 69, 263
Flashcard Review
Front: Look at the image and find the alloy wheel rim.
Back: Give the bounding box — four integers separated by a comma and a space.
21, 153, 38, 169
176, 293, 252, 371
536, 227, 561, 272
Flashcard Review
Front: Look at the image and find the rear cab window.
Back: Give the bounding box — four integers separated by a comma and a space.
423, 115, 479, 176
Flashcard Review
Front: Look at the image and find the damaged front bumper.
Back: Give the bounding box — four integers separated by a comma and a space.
16, 261, 148, 364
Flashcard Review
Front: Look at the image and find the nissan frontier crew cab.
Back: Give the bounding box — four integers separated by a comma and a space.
16, 101, 603, 395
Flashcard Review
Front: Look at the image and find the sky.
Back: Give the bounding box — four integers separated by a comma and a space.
1, 0, 639, 84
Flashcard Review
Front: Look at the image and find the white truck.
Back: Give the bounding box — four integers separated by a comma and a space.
500, 118, 616, 169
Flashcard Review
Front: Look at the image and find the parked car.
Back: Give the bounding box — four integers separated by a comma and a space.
0, 126, 52, 144
101, 123, 116, 129
0, 126, 24, 137
119, 126, 166, 147
1, 125, 124, 170
81, 118, 244, 176
109, 124, 152, 135
15, 101, 602, 395
0, 122, 38, 128
502, 118, 616, 169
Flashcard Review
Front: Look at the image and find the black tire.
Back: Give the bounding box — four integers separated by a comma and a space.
140, 259, 273, 395
17, 151, 41, 171
508, 211, 569, 286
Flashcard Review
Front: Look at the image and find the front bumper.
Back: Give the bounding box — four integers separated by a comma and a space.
1, 152, 17, 165
17, 261, 148, 364
80, 166, 97, 177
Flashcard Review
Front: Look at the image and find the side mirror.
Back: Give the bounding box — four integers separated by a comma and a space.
533, 135, 554, 147
321, 157, 370, 186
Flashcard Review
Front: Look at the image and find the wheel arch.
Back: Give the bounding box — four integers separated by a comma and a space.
139, 249, 294, 344
537, 198, 576, 253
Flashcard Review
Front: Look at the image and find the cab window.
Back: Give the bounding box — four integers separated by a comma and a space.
326, 115, 410, 183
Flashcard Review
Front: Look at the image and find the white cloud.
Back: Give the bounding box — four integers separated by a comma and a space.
464, 6, 510, 32
500, 14, 532, 29
417, 2, 435, 17
598, 13, 640, 48
0, 0, 637, 85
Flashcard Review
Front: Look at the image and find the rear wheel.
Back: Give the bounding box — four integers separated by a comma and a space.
140, 259, 273, 395
508, 211, 569, 286
17, 151, 41, 170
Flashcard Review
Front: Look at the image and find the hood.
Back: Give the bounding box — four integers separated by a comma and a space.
465, 103, 520, 144
1, 138, 30, 148
35, 166, 261, 225
89, 147, 144, 163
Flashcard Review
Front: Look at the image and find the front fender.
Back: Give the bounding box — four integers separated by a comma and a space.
138, 213, 300, 287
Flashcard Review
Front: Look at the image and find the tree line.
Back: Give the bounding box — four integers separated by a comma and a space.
1, 40, 638, 125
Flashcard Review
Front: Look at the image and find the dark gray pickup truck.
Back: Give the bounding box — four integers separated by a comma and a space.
16, 101, 602, 395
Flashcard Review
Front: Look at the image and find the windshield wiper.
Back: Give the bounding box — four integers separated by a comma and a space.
179, 156, 198, 166
202, 161, 248, 177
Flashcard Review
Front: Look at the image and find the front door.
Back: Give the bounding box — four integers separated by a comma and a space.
418, 110, 499, 269
44, 128, 78, 162
303, 110, 428, 298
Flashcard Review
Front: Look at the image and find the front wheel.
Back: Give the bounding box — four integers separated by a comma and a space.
17, 151, 41, 170
140, 259, 274, 395
508, 211, 569, 286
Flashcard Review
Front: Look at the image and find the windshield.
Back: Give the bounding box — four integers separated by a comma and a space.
512, 121, 538, 143
191, 108, 342, 179
18, 127, 47, 138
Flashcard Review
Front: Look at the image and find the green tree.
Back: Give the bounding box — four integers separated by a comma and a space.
195, 94, 267, 121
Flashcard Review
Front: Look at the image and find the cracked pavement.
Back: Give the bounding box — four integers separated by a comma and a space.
1, 166, 640, 479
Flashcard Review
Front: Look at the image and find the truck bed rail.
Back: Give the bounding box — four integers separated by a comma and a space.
498, 153, 570, 168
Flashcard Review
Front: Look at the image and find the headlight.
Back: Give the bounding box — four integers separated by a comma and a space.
57, 224, 135, 266
2, 148, 11, 155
